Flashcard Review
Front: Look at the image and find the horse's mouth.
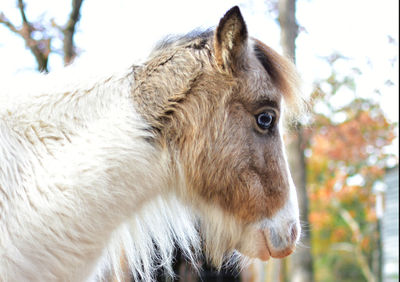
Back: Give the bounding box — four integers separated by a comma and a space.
258, 229, 271, 261
244, 228, 297, 261
261, 226, 297, 260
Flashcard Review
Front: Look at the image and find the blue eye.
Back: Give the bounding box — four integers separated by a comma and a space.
256, 112, 274, 130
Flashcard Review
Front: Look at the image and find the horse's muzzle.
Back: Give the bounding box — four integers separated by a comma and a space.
256, 221, 300, 261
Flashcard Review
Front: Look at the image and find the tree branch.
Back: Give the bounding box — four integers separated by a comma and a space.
1, 0, 83, 71
1, 0, 50, 72
331, 242, 355, 253
63, 0, 83, 65
0, 13, 19, 34
332, 199, 376, 282
17, 0, 29, 25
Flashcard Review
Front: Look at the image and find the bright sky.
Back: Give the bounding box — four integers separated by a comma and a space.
0, 0, 398, 156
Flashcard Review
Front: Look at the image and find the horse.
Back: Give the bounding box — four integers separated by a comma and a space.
0, 6, 304, 281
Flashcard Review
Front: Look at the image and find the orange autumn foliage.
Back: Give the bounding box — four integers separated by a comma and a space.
305, 66, 396, 281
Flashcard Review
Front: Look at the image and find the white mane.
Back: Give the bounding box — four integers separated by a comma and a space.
0, 66, 202, 281
97, 195, 201, 281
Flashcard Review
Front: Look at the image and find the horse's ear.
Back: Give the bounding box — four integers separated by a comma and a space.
214, 6, 248, 72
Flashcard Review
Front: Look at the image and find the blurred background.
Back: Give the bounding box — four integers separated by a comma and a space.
1, 1, 398, 281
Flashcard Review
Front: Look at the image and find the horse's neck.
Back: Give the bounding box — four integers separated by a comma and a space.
4, 68, 171, 217
5, 71, 128, 133
0, 69, 172, 281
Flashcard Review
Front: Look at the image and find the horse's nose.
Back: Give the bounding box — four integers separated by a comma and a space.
263, 221, 300, 259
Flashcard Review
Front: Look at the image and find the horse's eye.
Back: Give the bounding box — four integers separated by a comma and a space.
256, 112, 275, 130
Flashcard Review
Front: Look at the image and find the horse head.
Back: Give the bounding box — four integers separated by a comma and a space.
133, 6, 303, 267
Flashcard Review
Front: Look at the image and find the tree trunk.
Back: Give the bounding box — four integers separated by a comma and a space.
63, 0, 83, 65
278, 0, 314, 282
285, 131, 314, 282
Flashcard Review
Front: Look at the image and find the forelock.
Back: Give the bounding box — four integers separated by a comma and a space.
252, 39, 307, 121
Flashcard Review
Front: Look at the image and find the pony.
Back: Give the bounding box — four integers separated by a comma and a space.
0, 6, 304, 281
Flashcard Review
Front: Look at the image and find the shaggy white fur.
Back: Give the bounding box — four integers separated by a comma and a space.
0, 68, 203, 281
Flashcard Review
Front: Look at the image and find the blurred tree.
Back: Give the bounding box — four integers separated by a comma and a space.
306, 54, 396, 282
0, 0, 84, 72
278, 0, 314, 281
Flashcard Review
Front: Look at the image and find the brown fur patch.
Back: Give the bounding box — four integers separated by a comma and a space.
172, 79, 289, 222
131, 21, 299, 223
133, 58, 288, 222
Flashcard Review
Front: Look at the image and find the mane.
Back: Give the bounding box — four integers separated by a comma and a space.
252, 39, 307, 122
95, 195, 202, 281
0, 66, 202, 282
151, 29, 214, 54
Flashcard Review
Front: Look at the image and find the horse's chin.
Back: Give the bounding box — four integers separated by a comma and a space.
237, 224, 298, 261
236, 229, 271, 261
